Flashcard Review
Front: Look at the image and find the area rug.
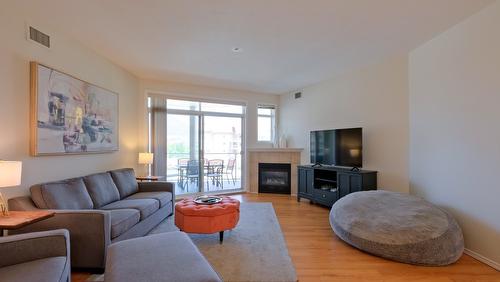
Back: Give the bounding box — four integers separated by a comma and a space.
88, 202, 297, 282
150, 202, 297, 282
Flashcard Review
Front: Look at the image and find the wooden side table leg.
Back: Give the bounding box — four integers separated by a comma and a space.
219, 231, 224, 244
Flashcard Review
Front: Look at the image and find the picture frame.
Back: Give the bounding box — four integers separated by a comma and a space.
30, 62, 119, 156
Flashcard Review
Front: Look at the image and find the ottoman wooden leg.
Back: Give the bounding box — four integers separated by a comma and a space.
219, 231, 224, 244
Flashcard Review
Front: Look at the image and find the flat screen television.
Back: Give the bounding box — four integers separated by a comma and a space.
310, 128, 362, 167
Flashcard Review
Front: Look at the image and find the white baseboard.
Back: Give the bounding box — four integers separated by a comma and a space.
464, 248, 500, 271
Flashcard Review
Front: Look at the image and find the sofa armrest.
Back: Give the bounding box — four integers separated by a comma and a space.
138, 182, 175, 214
8, 197, 111, 269
8, 196, 39, 211
138, 181, 175, 197
0, 229, 70, 268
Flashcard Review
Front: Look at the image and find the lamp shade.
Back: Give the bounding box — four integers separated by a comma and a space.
0, 161, 22, 188
349, 149, 361, 158
138, 153, 154, 165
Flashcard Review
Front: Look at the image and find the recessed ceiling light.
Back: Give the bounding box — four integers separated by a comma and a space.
232, 47, 242, 53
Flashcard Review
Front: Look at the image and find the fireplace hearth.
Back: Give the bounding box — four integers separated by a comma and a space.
258, 163, 291, 194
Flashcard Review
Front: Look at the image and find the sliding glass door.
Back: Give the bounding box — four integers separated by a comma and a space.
150, 96, 245, 196
166, 113, 201, 194
203, 115, 242, 192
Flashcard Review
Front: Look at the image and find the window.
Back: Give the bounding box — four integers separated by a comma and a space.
257, 105, 276, 142
165, 98, 244, 114
147, 95, 246, 196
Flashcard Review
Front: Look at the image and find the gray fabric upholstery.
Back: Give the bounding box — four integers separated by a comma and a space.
0, 229, 70, 282
111, 203, 172, 243
105, 231, 221, 282
101, 199, 159, 220
138, 181, 175, 214
329, 190, 464, 266
109, 168, 139, 199
0, 257, 67, 282
84, 172, 121, 208
125, 191, 172, 208
30, 178, 94, 210
109, 209, 140, 239
7, 196, 39, 211
8, 199, 111, 269
8, 169, 175, 269
138, 181, 174, 194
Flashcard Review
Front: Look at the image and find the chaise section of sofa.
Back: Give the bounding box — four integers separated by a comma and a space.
8, 168, 175, 269
105, 231, 222, 282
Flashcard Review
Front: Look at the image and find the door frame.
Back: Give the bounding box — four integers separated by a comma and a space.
147, 91, 246, 197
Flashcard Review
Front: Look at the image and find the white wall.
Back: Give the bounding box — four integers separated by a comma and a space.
0, 3, 140, 200
280, 55, 409, 193
139, 79, 280, 187
410, 1, 500, 268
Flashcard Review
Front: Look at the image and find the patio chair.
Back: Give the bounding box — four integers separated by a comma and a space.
207, 159, 224, 191
184, 160, 200, 191
225, 158, 236, 185
177, 158, 189, 185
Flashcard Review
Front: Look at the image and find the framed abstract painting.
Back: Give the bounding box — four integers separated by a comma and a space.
30, 62, 119, 156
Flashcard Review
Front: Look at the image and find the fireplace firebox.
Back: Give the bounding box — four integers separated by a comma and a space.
258, 163, 291, 194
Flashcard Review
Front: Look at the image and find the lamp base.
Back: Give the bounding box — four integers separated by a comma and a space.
0, 192, 9, 216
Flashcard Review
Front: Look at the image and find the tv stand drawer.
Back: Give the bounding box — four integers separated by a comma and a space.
313, 189, 338, 206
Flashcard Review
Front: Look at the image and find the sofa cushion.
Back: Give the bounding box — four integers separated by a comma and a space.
125, 192, 172, 208
101, 199, 159, 220
110, 168, 139, 199
0, 256, 67, 282
83, 172, 121, 208
105, 231, 222, 282
30, 178, 94, 210
109, 209, 140, 239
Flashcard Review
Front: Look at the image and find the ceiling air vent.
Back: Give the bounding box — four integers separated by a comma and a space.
294, 92, 302, 99
29, 26, 50, 48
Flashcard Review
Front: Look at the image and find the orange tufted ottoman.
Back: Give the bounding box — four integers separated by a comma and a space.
175, 197, 240, 243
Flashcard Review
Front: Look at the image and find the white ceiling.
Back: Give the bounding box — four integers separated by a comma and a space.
22, 0, 494, 94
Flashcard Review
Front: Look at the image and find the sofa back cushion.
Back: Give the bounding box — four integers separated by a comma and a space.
31, 178, 94, 210
109, 168, 139, 199
83, 172, 121, 208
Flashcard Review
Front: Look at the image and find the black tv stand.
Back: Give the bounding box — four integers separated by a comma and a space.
297, 165, 377, 207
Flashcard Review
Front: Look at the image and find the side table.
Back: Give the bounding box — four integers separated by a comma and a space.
136, 176, 164, 182
0, 211, 55, 236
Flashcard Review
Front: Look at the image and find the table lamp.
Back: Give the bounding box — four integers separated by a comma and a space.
0, 161, 22, 216
138, 153, 154, 176
349, 149, 361, 158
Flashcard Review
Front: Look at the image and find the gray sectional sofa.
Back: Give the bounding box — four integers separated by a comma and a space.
8, 168, 174, 269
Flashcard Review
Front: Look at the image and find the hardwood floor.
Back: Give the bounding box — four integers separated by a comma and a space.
239, 194, 500, 282
73, 193, 500, 282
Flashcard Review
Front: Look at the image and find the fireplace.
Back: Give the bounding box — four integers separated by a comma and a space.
258, 163, 291, 194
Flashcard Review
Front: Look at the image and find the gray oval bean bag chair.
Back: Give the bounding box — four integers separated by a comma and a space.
329, 190, 464, 266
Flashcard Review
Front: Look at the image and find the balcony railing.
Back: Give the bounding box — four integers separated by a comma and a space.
166, 152, 241, 179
